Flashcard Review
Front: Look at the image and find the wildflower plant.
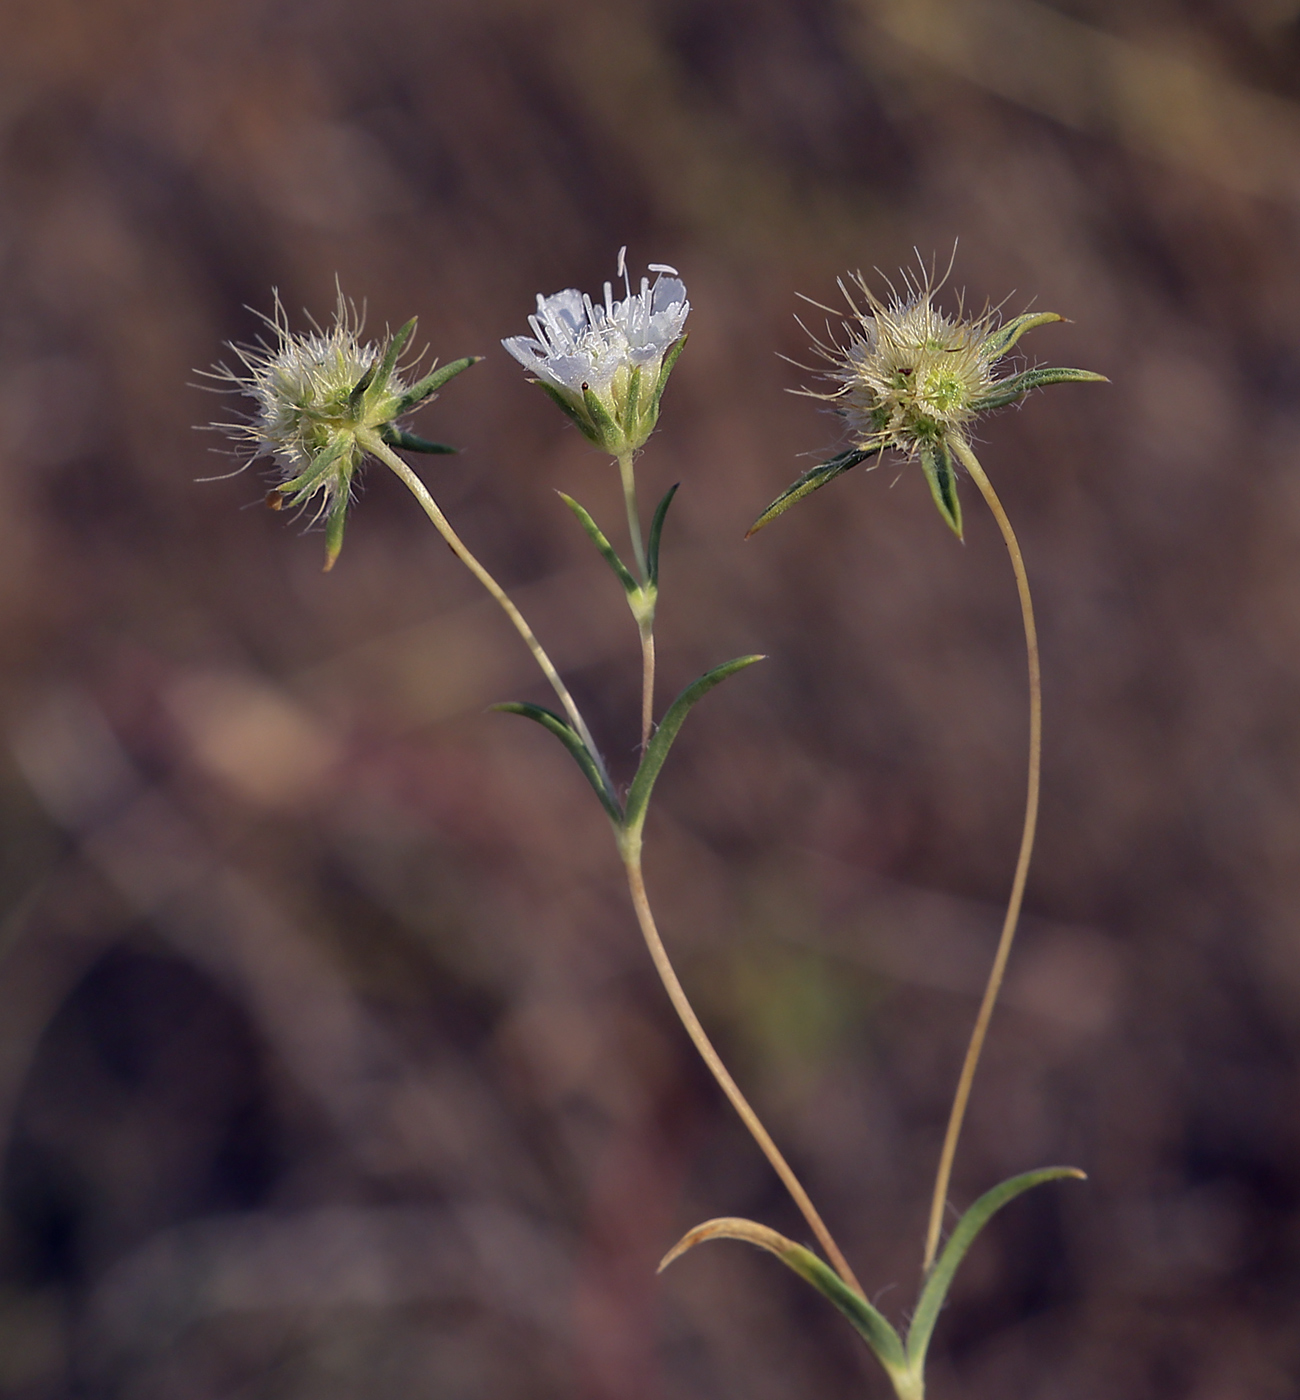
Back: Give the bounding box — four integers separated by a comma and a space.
208, 252, 1105, 1400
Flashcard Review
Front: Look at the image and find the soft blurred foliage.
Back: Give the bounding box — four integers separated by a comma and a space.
1, 0, 1299, 1396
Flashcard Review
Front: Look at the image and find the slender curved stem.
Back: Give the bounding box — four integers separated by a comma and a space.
622, 845, 863, 1296
922, 436, 1042, 1273
368, 436, 606, 777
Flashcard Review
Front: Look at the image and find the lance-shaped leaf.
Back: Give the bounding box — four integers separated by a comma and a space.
347, 361, 377, 413
558, 493, 639, 596
280, 436, 350, 506
371, 317, 418, 399
378, 425, 459, 454
532, 378, 585, 427
323, 490, 349, 572
583, 385, 620, 444
981, 311, 1062, 360
492, 702, 622, 823
624, 363, 642, 433
622, 655, 764, 843
396, 355, 481, 414
646, 483, 679, 588
746, 446, 879, 538
660, 1219, 910, 1389
919, 439, 962, 538
972, 366, 1109, 413
906, 1166, 1085, 1374
649, 335, 687, 415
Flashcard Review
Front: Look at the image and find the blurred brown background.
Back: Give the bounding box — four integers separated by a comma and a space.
0, 0, 1298, 1396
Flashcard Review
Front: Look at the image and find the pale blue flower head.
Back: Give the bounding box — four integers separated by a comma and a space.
503, 247, 689, 455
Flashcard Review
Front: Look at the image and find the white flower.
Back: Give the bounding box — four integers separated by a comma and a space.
503, 247, 689, 454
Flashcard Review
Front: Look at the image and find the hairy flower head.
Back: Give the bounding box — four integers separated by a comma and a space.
750, 263, 1106, 539
503, 247, 689, 455
207, 292, 476, 568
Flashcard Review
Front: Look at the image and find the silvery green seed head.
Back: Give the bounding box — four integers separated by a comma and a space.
749, 263, 1106, 539
503, 247, 689, 456
207, 292, 476, 569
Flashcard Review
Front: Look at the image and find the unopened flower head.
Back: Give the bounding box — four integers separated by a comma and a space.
503, 247, 689, 456
749, 262, 1106, 539
208, 291, 476, 568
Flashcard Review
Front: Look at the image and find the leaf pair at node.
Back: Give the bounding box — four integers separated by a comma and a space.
659, 1167, 1084, 1400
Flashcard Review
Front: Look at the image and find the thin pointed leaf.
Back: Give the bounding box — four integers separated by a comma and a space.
622, 656, 764, 840
558, 493, 639, 596
746, 447, 878, 538
582, 385, 619, 442
379, 425, 459, 454
347, 362, 377, 412
374, 317, 418, 393
532, 379, 585, 426
646, 483, 679, 588
281, 437, 349, 505
649, 334, 687, 413
919, 440, 963, 538
660, 1219, 907, 1379
906, 1167, 1085, 1372
492, 702, 622, 823
982, 311, 1062, 360
624, 363, 642, 431
396, 355, 480, 413
971, 366, 1109, 412
322, 492, 348, 572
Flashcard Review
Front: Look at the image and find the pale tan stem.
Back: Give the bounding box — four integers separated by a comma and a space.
640, 629, 655, 750
622, 846, 863, 1296
368, 436, 605, 771
923, 436, 1042, 1273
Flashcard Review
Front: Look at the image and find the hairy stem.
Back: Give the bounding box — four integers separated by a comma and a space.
369, 436, 606, 776
622, 845, 863, 1295
923, 436, 1042, 1273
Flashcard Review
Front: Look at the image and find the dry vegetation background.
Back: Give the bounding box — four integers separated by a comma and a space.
1, 0, 1299, 1396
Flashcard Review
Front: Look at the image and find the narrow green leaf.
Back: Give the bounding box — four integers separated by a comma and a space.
623, 655, 764, 839
746, 447, 878, 538
649, 334, 687, 412
646, 483, 679, 588
492, 702, 622, 823
557, 493, 639, 596
919, 440, 963, 538
532, 379, 585, 426
624, 363, 642, 432
323, 491, 349, 572
906, 1166, 1086, 1372
373, 317, 418, 397
396, 355, 481, 413
379, 425, 459, 454
281, 436, 349, 505
971, 366, 1109, 412
582, 385, 620, 444
347, 362, 377, 412
659, 1218, 908, 1380
982, 311, 1062, 361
